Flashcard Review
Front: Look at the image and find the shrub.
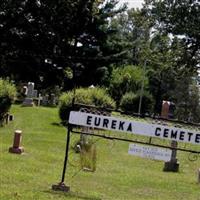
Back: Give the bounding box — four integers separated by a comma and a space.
120, 91, 154, 114
0, 79, 16, 123
59, 87, 115, 123
109, 65, 149, 107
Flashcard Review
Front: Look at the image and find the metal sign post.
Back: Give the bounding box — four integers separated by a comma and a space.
52, 126, 71, 192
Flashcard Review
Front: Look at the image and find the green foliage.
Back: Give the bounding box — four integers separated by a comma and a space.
146, 34, 179, 113
148, 0, 200, 43
0, 79, 16, 123
109, 65, 149, 107
0, 0, 126, 88
173, 77, 200, 123
145, 0, 200, 70
59, 87, 115, 122
120, 91, 154, 114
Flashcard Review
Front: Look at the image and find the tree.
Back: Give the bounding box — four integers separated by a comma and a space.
68, 0, 127, 88
1, 0, 92, 85
107, 7, 153, 66
173, 76, 200, 123
108, 65, 149, 107
0, 0, 126, 88
141, 0, 200, 116
145, 0, 200, 68
0, 79, 16, 124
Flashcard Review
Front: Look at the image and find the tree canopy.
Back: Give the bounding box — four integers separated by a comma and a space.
1, 0, 200, 122
0, 0, 125, 88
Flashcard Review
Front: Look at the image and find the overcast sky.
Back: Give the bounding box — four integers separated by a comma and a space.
119, 0, 144, 9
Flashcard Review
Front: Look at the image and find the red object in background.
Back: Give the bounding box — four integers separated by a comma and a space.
161, 101, 170, 119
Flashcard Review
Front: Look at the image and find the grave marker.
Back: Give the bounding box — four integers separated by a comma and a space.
22, 82, 35, 106
161, 100, 179, 172
9, 130, 24, 154
161, 101, 170, 119
42, 95, 49, 106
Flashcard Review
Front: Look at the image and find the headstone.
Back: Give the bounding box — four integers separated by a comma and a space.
9, 130, 24, 154
161, 101, 170, 119
50, 93, 56, 106
27, 82, 35, 98
54, 85, 60, 96
23, 86, 28, 96
162, 100, 179, 172
161, 101, 175, 119
42, 95, 49, 106
22, 82, 35, 106
33, 90, 38, 98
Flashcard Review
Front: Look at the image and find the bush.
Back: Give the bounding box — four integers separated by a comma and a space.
109, 65, 149, 107
0, 79, 16, 123
59, 87, 115, 123
120, 91, 154, 114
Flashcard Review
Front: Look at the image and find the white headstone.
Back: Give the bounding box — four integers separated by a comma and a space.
22, 82, 35, 106
27, 82, 35, 98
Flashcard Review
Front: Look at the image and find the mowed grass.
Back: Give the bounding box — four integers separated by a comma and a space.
0, 105, 199, 200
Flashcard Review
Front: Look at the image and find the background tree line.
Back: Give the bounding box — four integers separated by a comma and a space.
0, 0, 200, 122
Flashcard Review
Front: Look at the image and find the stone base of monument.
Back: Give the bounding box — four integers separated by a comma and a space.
9, 146, 24, 154
22, 98, 34, 106
163, 160, 179, 172
52, 182, 70, 192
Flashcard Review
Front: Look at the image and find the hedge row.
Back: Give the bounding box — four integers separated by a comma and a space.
59, 87, 115, 123
0, 79, 16, 123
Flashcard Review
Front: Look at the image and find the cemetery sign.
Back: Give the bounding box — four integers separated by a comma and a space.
69, 111, 200, 145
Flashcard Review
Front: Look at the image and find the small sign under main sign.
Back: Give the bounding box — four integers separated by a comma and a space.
128, 144, 172, 162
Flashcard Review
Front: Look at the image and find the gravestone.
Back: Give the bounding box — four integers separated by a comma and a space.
161, 101, 170, 119
161, 101, 175, 119
23, 86, 28, 96
50, 93, 56, 106
162, 100, 179, 172
33, 90, 38, 98
22, 82, 35, 106
9, 130, 24, 154
42, 95, 49, 106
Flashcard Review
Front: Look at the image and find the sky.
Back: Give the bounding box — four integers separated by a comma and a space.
119, 0, 144, 9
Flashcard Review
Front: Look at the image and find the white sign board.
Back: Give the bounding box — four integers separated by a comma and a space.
69, 111, 200, 145
128, 144, 172, 162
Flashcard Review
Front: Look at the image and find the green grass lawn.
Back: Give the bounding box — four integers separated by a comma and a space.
0, 105, 200, 200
